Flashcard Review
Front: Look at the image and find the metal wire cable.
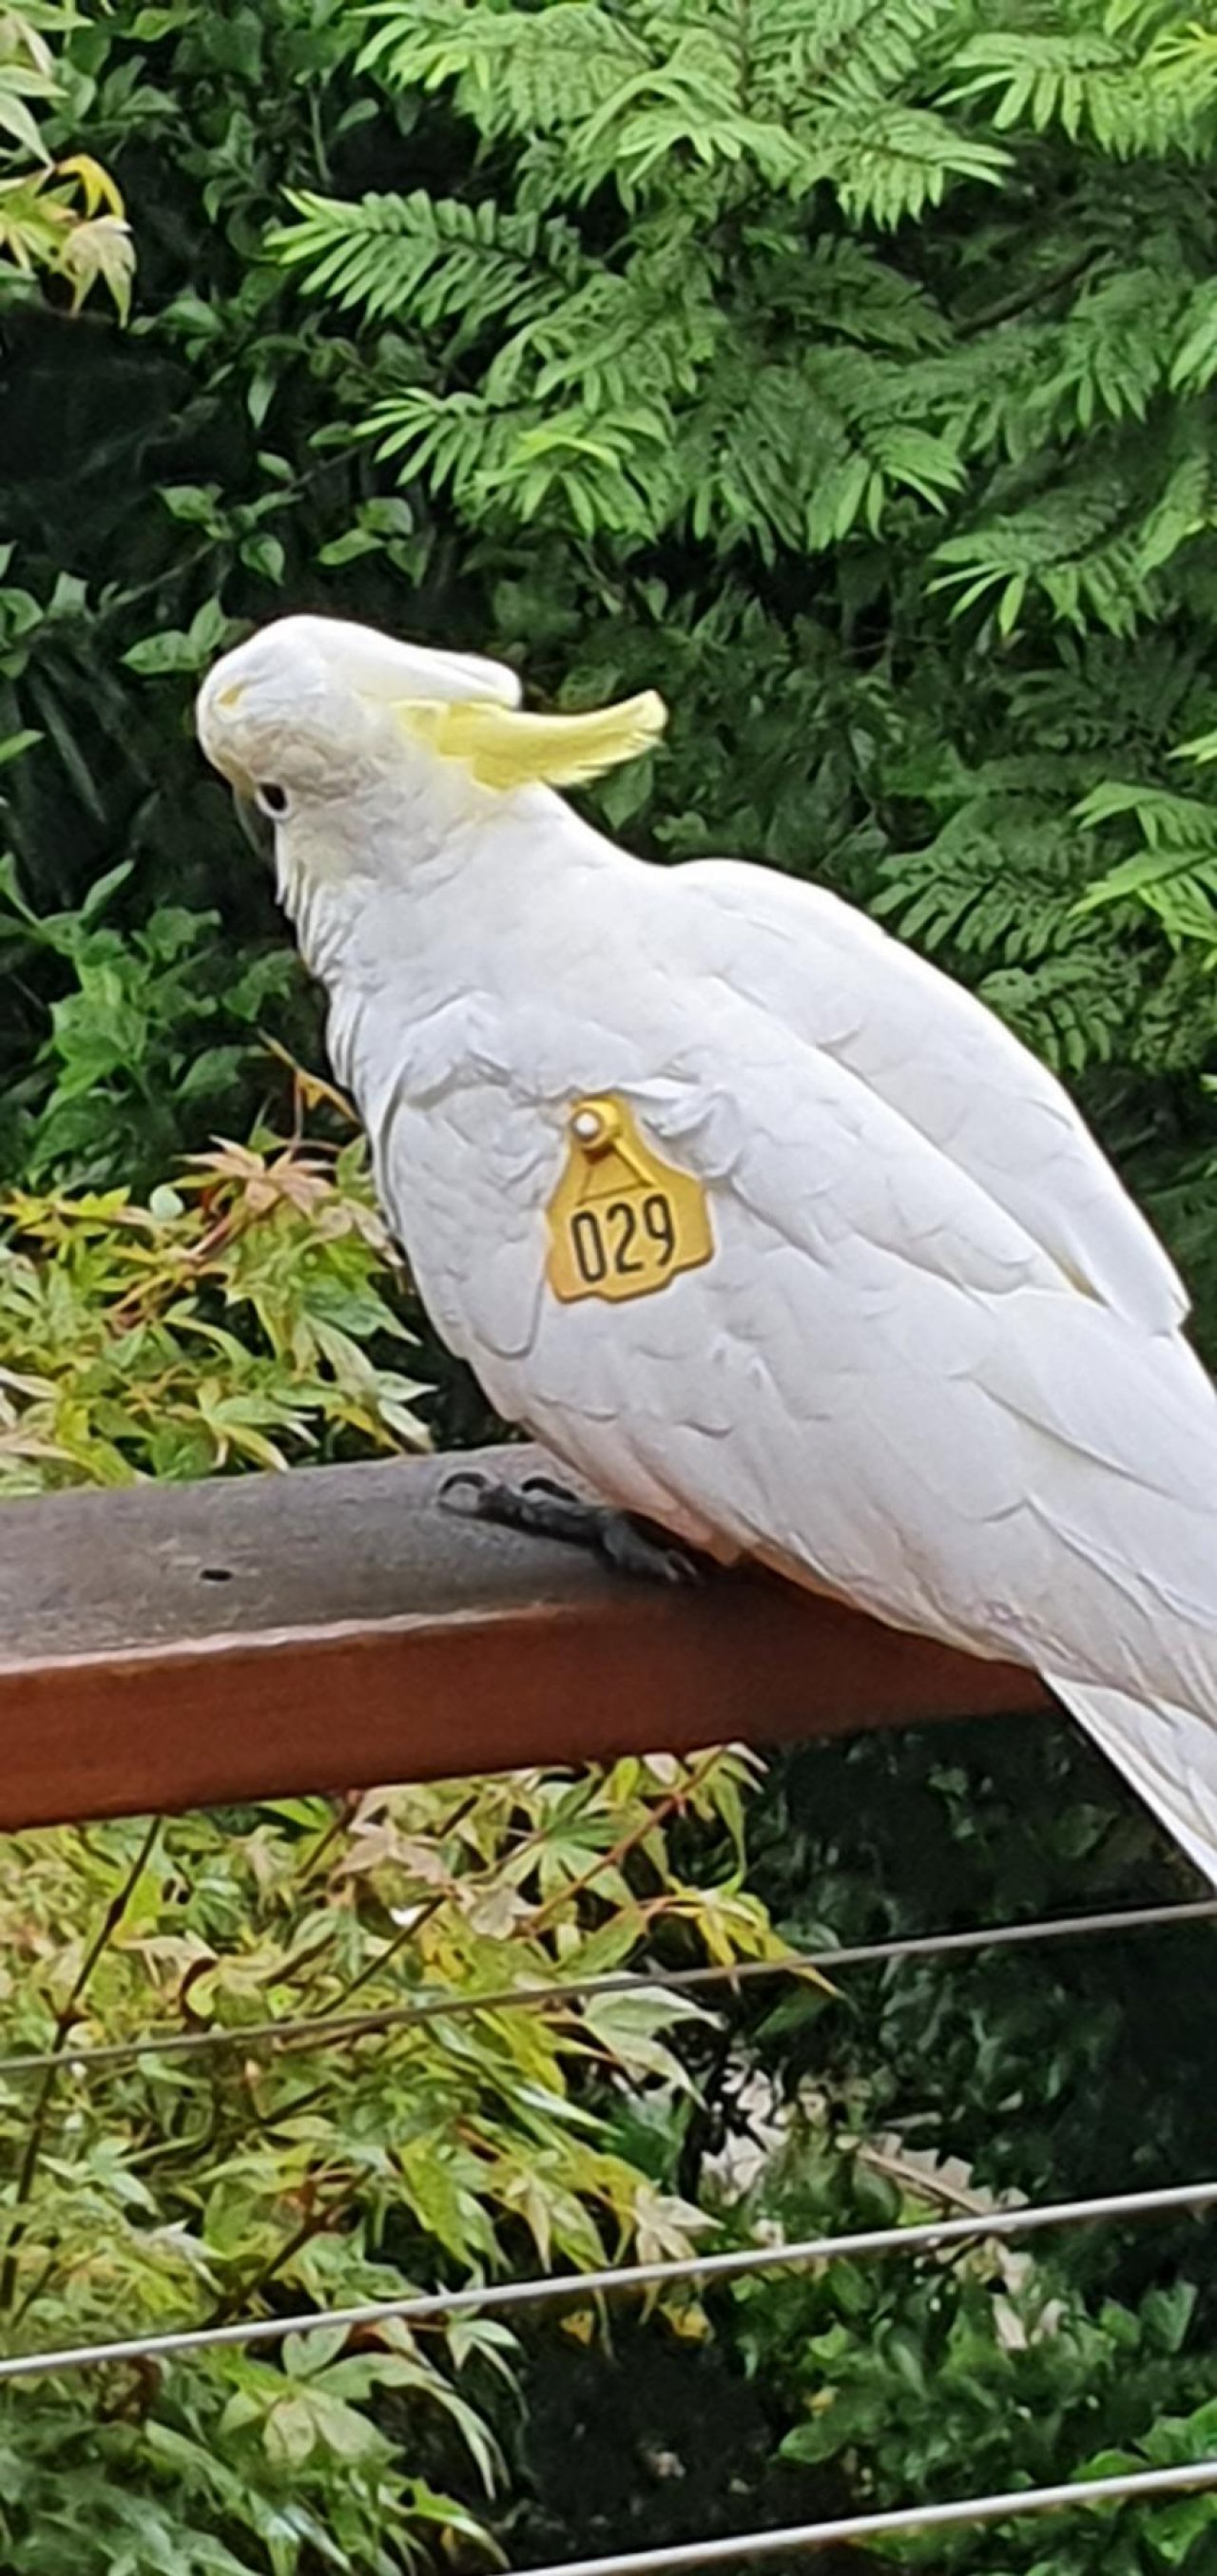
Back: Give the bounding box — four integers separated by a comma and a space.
1, 2176, 1212, 2383
3, 1894, 1213, 2085
505, 2457, 1217, 2574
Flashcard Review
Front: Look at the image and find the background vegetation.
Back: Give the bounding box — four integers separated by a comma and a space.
3, 0, 1217, 2569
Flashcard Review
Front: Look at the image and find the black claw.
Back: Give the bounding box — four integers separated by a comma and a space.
437, 1469, 701, 1586
437, 1470, 492, 1512
597, 1515, 702, 1587
438, 1469, 598, 1548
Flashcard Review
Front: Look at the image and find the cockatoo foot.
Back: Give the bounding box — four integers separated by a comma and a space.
439, 1470, 701, 1586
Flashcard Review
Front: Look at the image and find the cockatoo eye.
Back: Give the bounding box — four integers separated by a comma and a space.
256, 781, 290, 819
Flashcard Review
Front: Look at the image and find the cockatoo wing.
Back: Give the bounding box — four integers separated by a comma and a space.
650, 1033, 1217, 1874
673, 858, 1188, 1335
373, 933, 1217, 1877
652, 863, 1217, 1866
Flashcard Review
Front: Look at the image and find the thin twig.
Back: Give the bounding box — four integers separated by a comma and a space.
206, 2184, 358, 2328
526, 1751, 727, 1934
956, 248, 1100, 339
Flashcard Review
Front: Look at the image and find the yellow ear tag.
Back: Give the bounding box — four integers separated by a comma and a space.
546, 1097, 714, 1305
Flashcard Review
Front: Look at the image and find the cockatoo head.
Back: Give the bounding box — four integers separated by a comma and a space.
196, 614, 666, 856
197, 615, 523, 819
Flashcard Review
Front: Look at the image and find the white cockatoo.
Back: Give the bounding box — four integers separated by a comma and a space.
198, 613, 1217, 1881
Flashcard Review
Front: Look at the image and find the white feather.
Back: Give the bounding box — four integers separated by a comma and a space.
673, 858, 1188, 1334
1051, 1683, 1217, 1882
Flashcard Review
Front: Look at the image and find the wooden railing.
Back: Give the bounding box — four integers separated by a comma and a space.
9, 1447, 1217, 2572
0, 1446, 1046, 1831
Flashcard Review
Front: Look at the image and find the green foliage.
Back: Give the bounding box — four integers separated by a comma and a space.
0, 852, 306, 1188
0, 1127, 431, 1486
0, 1752, 774, 2571
265, 0, 1216, 613
729, 2129, 1217, 2571
499, 1715, 1217, 2576
0, 8, 132, 314
683, 1717, 1217, 2575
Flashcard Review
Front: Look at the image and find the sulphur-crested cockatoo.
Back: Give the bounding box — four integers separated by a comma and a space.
198, 613, 1217, 1881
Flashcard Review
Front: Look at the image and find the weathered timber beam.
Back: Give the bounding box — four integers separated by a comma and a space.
0, 1450, 1047, 1829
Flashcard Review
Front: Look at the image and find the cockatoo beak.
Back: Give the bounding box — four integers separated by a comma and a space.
231, 789, 275, 867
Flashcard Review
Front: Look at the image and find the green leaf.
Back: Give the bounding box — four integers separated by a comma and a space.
239, 532, 285, 584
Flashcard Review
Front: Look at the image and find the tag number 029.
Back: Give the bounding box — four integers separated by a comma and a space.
570, 1193, 676, 1286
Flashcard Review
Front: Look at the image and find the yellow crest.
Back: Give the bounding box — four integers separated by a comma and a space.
399, 691, 666, 789
546, 1097, 714, 1305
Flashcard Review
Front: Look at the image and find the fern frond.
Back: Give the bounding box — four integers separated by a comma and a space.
364, 386, 681, 539
602, 96, 809, 201
1028, 261, 1184, 434
800, 99, 1010, 227
943, 28, 1172, 155
1006, 633, 1213, 758
516, 260, 718, 412
876, 804, 1093, 961
364, 387, 496, 504
358, 3, 648, 139
1169, 277, 1217, 391
1133, 411, 1212, 574
1127, 952, 1217, 1074
681, 361, 829, 555
1075, 776, 1217, 844
762, 0, 957, 96
270, 190, 583, 336
674, 342, 964, 557
976, 952, 1130, 1071
929, 442, 1178, 635
1074, 778, 1217, 948
357, 0, 1007, 220
1141, 15, 1217, 125
874, 794, 1142, 1069
703, 0, 962, 115
754, 235, 952, 356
